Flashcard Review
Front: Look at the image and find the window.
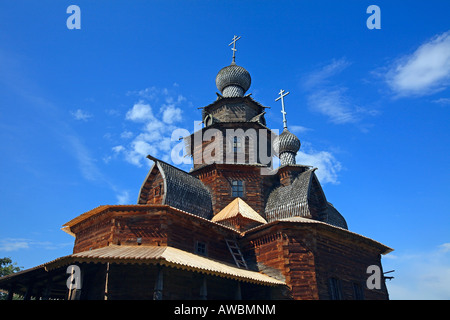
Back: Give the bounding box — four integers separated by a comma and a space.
154, 184, 163, 196
353, 282, 364, 300
233, 136, 242, 153
195, 241, 207, 256
231, 180, 244, 197
328, 278, 343, 300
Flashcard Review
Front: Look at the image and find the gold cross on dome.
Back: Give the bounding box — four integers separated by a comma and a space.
228, 35, 241, 63
275, 89, 290, 129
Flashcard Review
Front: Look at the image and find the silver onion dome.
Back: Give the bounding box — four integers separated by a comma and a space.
273, 128, 301, 166
216, 62, 251, 97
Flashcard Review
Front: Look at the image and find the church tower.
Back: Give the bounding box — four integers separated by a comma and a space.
184, 36, 277, 216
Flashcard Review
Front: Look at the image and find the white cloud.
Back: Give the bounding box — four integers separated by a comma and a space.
295, 146, 342, 184
71, 109, 92, 121
125, 101, 154, 122
383, 243, 450, 299
115, 87, 187, 167
162, 105, 183, 124
386, 31, 450, 97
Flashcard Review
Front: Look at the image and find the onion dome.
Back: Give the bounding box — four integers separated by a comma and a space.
215, 62, 251, 97
273, 128, 301, 166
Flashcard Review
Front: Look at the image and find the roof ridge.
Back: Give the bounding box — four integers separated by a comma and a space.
146, 154, 193, 176
212, 197, 267, 224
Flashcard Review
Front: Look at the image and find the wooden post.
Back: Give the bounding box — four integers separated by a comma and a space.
153, 265, 163, 300
235, 281, 242, 300
6, 284, 15, 300
104, 263, 110, 300
23, 282, 34, 300
200, 275, 207, 300
41, 278, 53, 300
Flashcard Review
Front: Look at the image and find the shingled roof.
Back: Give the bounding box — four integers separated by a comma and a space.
138, 156, 213, 219
321, 202, 348, 229
265, 169, 315, 222
264, 168, 348, 230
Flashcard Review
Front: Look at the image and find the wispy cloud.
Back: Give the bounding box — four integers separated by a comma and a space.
113, 86, 187, 167
431, 97, 450, 106
289, 125, 311, 134
65, 134, 103, 182
303, 58, 351, 90
384, 243, 450, 299
0, 238, 73, 252
70, 109, 93, 121
302, 58, 377, 125
385, 31, 450, 97
116, 190, 130, 204
307, 88, 358, 124
0, 49, 130, 206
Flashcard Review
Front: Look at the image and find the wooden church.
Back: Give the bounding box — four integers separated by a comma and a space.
0, 37, 393, 300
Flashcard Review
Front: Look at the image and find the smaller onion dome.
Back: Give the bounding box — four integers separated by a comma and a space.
273, 128, 301, 166
215, 62, 251, 98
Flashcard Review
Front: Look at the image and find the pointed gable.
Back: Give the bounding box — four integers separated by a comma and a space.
264, 168, 348, 229
212, 198, 267, 232
138, 156, 213, 219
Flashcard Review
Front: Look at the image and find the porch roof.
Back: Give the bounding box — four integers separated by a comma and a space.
0, 245, 285, 289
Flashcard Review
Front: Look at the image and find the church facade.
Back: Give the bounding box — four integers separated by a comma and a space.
0, 38, 392, 300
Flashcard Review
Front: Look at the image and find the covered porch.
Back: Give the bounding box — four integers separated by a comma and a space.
0, 245, 287, 300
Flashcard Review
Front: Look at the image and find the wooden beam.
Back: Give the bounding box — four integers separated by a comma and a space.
41, 277, 53, 300
153, 265, 163, 300
200, 276, 207, 300
235, 281, 242, 300
6, 285, 15, 300
104, 263, 110, 300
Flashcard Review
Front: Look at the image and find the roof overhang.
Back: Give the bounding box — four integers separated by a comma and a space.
0, 245, 286, 288
244, 216, 394, 255
61, 204, 241, 237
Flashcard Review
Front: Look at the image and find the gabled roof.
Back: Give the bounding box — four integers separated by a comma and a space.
212, 198, 267, 225
138, 156, 213, 219
264, 168, 348, 230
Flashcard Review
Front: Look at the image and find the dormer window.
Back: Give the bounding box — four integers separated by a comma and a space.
231, 180, 244, 197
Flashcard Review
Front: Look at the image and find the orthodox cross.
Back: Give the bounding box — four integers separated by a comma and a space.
228, 35, 241, 63
275, 89, 290, 129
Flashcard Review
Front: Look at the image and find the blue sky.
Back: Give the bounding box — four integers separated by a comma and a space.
0, 1, 449, 299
